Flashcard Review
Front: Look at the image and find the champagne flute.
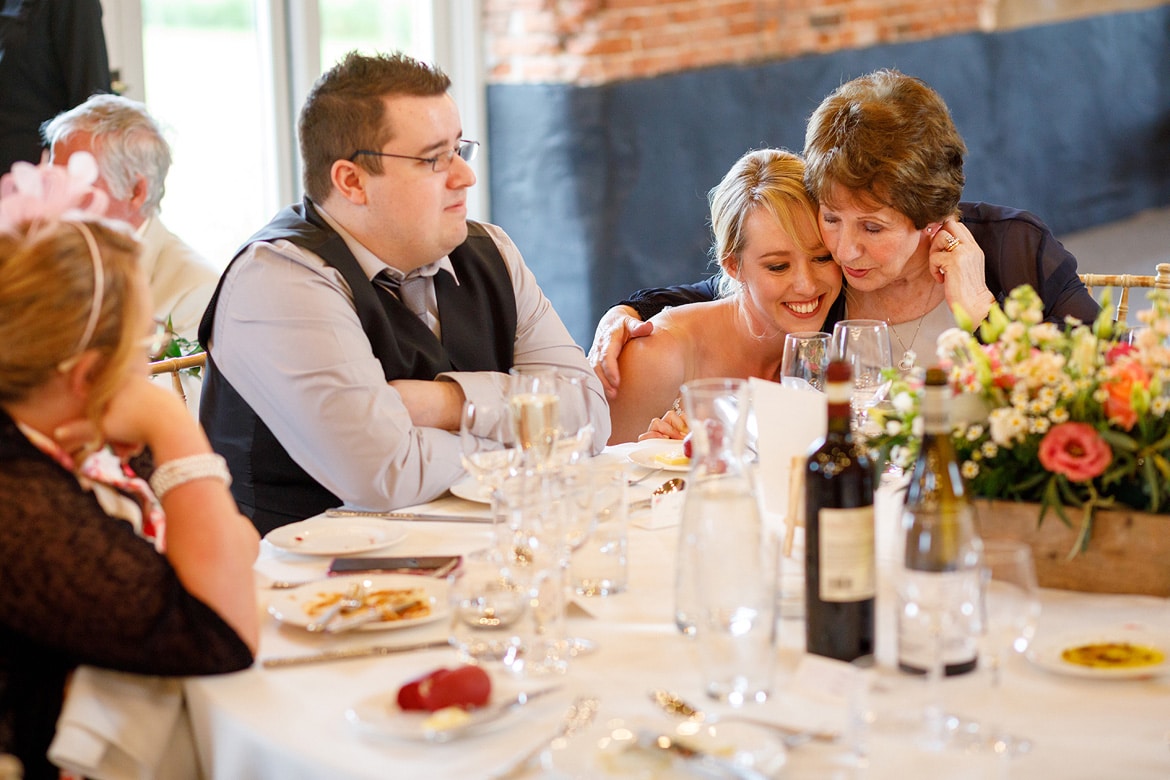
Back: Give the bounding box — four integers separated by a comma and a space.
780, 331, 831, 392
508, 367, 561, 469
831, 320, 894, 435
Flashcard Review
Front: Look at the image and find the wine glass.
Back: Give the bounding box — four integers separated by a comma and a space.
966, 539, 1040, 757
460, 399, 521, 545
459, 400, 520, 491
552, 368, 596, 467
780, 331, 831, 392
831, 320, 894, 435
892, 554, 983, 752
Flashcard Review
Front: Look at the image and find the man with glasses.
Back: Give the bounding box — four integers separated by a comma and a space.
198, 51, 608, 533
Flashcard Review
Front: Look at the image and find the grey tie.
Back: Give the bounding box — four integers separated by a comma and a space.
397, 274, 429, 321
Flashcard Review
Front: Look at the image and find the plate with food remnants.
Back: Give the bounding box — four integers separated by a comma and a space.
264, 517, 407, 556
1027, 627, 1170, 679
268, 573, 446, 632
627, 439, 691, 472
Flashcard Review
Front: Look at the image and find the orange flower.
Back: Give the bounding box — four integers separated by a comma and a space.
1038, 422, 1112, 482
1102, 361, 1149, 431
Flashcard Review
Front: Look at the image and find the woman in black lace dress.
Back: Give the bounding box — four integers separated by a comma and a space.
0, 158, 259, 779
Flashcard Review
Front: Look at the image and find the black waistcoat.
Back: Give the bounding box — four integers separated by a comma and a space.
197, 199, 517, 534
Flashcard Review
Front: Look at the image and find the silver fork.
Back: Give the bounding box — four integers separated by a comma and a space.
305, 582, 365, 633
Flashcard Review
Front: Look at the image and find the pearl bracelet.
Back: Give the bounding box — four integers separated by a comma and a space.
149, 453, 232, 500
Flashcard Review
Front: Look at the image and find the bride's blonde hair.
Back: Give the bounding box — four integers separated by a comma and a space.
709, 148, 825, 299
0, 219, 144, 424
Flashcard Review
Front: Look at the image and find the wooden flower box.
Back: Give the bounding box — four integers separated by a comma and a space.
976, 500, 1170, 597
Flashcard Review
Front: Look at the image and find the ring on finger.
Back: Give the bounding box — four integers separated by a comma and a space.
943, 235, 961, 252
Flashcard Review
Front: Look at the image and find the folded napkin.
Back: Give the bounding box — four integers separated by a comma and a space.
49, 666, 198, 780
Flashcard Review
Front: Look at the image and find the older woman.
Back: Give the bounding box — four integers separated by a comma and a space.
590, 69, 1098, 394
607, 148, 841, 443
0, 158, 258, 779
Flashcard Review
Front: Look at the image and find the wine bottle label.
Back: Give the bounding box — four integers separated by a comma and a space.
816, 506, 875, 601
896, 569, 981, 670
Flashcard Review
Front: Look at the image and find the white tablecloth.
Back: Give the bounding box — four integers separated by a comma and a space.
184, 446, 1170, 779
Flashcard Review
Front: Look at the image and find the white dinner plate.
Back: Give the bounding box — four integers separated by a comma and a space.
626, 440, 690, 472
545, 715, 787, 778
263, 517, 407, 556
449, 476, 492, 504
345, 674, 559, 743
267, 573, 447, 632
1026, 628, 1170, 680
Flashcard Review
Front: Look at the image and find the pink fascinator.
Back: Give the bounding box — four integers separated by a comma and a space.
0, 152, 109, 231
0, 153, 111, 353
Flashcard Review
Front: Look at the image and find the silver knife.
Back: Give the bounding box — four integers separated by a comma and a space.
326, 508, 489, 523
262, 639, 449, 668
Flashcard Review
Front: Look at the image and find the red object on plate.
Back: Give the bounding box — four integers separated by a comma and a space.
682, 432, 693, 460
396, 665, 492, 712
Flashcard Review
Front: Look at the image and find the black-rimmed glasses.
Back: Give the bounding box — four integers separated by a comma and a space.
349, 139, 479, 173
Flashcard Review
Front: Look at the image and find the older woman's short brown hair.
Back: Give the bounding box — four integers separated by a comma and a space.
299, 50, 451, 203
803, 69, 966, 228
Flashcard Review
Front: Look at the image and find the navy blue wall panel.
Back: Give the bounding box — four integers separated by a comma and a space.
487, 7, 1170, 347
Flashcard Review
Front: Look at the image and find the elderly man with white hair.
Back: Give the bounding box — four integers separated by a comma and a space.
42, 93, 218, 341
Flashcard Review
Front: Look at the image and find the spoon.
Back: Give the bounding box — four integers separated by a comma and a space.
630, 478, 686, 512
648, 689, 838, 748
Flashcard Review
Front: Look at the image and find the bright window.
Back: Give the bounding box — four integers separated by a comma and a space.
135, 0, 436, 269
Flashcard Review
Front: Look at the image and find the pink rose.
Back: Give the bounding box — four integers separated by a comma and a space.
1103, 361, 1149, 431
1038, 422, 1112, 482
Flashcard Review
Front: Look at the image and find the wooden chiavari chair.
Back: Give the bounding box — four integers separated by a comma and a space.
1079, 262, 1170, 323
148, 352, 206, 406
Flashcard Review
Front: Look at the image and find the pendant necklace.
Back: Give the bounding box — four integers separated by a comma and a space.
891, 312, 927, 371
890, 286, 943, 371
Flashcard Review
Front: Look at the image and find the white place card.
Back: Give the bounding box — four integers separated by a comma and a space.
749, 377, 827, 521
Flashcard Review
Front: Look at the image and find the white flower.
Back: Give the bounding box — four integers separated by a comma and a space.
892, 390, 914, 414
989, 407, 1028, 446
961, 461, 980, 479
980, 441, 998, 458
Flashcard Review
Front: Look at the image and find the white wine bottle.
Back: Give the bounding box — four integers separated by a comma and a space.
897, 367, 982, 676
804, 360, 876, 662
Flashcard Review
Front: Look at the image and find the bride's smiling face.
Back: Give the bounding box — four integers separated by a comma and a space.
817, 188, 933, 292
726, 208, 842, 335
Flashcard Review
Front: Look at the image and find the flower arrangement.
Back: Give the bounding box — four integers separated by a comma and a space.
870, 284, 1170, 554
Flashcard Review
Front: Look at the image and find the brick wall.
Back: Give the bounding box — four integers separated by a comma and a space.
483, 0, 1167, 85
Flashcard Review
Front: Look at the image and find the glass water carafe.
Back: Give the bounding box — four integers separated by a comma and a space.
673, 378, 777, 702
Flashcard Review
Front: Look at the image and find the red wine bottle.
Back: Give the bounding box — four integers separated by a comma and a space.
804, 360, 876, 662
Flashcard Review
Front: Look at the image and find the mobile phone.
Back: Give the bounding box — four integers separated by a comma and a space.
327, 555, 461, 577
